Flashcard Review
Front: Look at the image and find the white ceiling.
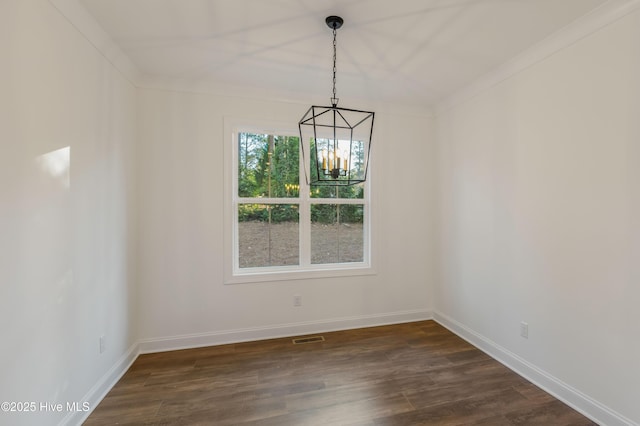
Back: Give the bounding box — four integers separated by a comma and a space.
77, 0, 610, 108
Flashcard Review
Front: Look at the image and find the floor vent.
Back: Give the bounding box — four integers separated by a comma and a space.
292, 336, 325, 344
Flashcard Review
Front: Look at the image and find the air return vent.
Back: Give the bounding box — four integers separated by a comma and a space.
292, 336, 325, 344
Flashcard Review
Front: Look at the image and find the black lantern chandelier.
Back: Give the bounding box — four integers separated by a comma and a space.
299, 16, 375, 186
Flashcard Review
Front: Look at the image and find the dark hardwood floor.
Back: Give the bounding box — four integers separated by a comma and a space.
84, 321, 596, 425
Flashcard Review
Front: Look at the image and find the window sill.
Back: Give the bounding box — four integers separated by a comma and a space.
224, 264, 376, 285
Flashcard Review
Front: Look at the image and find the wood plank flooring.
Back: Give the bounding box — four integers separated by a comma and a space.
84, 321, 596, 425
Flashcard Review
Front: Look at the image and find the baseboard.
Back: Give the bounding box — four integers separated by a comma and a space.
59, 342, 140, 426
139, 309, 433, 354
56, 310, 430, 425
57, 310, 635, 425
433, 311, 637, 426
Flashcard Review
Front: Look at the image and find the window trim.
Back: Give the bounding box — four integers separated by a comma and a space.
223, 117, 375, 284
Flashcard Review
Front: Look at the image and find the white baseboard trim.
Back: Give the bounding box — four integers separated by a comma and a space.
139, 309, 433, 354
59, 343, 140, 426
433, 311, 637, 426
57, 310, 430, 425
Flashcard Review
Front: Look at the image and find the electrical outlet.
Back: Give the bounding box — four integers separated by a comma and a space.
520, 322, 529, 339
99, 335, 106, 354
293, 295, 302, 307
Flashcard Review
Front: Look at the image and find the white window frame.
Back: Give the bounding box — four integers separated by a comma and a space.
223, 117, 375, 284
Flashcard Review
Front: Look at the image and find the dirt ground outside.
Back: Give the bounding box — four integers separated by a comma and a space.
238, 221, 363, 268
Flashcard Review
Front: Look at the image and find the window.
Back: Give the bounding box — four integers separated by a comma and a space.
225, 121, 372, 283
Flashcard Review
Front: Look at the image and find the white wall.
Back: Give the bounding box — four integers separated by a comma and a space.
136, 88, 435, 348
0, 1, 137, 425
435, 8, 640, 425
12, 1, 640, 425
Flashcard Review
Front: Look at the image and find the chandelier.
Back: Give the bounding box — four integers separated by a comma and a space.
299, 16, 375, 186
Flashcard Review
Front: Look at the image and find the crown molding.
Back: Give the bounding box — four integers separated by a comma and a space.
50, 0, 635, 118
48, 0, 142, 86
436, 0, 640, 116
137, 75, 434, 118
44, 0, 435, 119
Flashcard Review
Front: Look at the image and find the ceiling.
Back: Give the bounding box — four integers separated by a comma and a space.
77, 0, 610, 108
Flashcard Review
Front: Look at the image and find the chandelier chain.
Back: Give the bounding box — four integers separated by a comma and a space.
332, 27, 337, 105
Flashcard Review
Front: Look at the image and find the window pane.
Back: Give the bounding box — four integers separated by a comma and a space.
310, 204, 364, 264
238, 204, 299, 268
238, 133, 299, 198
